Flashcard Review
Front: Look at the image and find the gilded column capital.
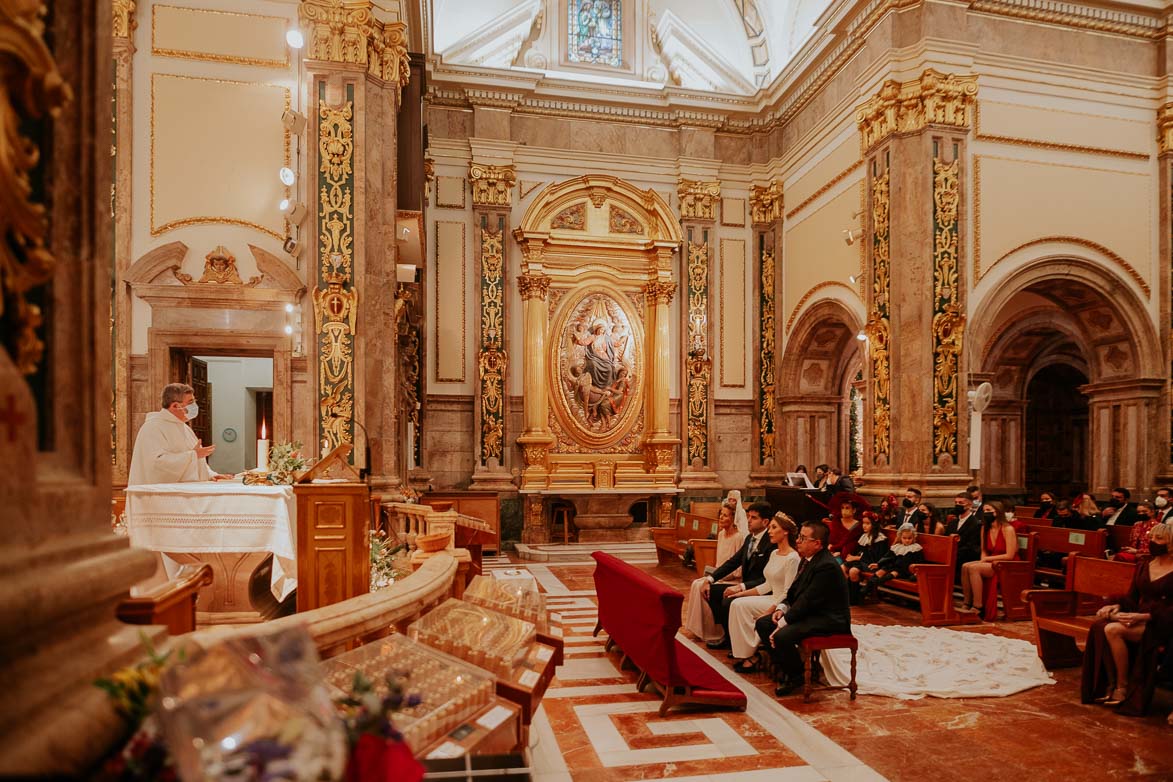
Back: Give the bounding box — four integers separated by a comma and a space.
1158, 103, 1173, 156
112, 0, 137, 39
856, 69, 978, 151
643, 279, 676, 306
469, 162, 517, 207
749, 181, 783, 225
518, 273, 550, 301
678, 179, 721, 221
299, 2, 412, 99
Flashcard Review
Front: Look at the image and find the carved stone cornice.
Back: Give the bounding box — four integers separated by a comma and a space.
749, 181, 783, 225
517, 273, 550, 301
856, 69, 978, 152
643, 279, 676, 306
112, 0, 137, 39
677, 179, 721, 221
1159, 103, 1173, 157
299, 2, 411, 99
469, 162, 517, 207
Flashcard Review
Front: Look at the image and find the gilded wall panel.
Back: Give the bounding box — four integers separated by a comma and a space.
781, 184, 865, 317
720, 238, 747, 387
435, 176, 466, 209
931, 151, 964, 465
150, 75, 288, 239
975, 156, 1151, 283
152, 4, 289, 67
435, 220, 468, 382
720, 197, 746, 227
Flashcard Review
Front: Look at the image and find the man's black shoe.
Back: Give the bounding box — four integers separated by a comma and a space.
705, 636, 730, 650
774, 678, 801, 697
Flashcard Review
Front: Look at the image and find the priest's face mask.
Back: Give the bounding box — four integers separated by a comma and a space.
168, 393, 196, 422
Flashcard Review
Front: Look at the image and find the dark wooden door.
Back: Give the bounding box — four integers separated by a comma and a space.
189, 357, 212, 447
1025, 364, 1088, 498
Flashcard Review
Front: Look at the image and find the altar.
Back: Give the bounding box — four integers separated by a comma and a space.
125, 482, 298, 614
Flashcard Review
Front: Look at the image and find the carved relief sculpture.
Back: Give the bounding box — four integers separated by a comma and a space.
173, 245, 262, 286
551, 203, 586, 230
469, 162, 517, 207
609, 205, 644, 234
299, 2, 411, 100
758, 248, 777, 464
478, 227, 506, 464
1159, 103, 1173, 156
856, 69, 978, 152
932, 151, 965, 464
0, 3, 71, 375
315, 83, 356, 454
685, 241, 710, 464
112, 0, 137, 38
749, 181, 783, 225
866, 164, 892, 463
678, 179, 721, 221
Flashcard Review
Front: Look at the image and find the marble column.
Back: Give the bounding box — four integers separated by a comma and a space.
643, 275, 680, 479
299, 1, 411, 493
111, 0, 136, 484
748, 181, 784, 487
677, 179, 721, 490
0, 1, 157, 771
856, 69, 977, 501
469, 163, 517, 491
1156, 103, 1173, 484
1083, 379, 1163, 498
517, 263, 553, 542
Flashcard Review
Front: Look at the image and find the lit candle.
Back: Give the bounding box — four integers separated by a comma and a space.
257, 420, 269, 472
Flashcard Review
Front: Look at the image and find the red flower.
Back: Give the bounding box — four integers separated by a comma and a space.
345, 734, 423, 782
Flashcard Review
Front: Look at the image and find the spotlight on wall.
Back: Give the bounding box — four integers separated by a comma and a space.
281, 109, 307, 135
843, 228, 857, 246
279, 166, 296, 187
285, 302, 294, 313
856, 331, 867, 342
283, 236, 302, 257
848, 274, 858, 284
286, 29, 305, 49
281, 199, 308, 224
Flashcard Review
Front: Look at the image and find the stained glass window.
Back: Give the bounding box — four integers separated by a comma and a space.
567, 0, 622, 67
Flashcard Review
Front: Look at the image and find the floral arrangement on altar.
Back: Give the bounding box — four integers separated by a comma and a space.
370, 529, 410, 592
242, 441, 309, 486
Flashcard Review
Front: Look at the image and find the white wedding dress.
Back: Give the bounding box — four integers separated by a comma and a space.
820, 624, 1055, 699
727, 549, 801, 659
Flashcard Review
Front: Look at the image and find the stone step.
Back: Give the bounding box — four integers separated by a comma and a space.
513, 541, 657, 563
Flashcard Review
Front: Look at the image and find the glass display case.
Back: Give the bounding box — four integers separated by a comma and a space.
407, 598, 537, 678
463, 574, 546, 630
321, 632, 495, 752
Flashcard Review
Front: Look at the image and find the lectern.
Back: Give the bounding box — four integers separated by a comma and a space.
294, 444, 371, 612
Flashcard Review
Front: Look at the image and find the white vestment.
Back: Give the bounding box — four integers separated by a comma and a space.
128, 411, 215, 485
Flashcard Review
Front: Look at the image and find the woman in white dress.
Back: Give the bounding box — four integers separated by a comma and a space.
728, 513, 801, 671
683, 502, 746, 643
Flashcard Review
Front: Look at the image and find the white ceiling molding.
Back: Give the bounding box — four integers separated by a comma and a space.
731, 0, 771, 87
438, 0, 542, 69
653, 10, 756, 95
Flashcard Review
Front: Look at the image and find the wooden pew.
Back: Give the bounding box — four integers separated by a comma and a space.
1107, 525, 1132, 554
868, 530, 978, 626
1013, 505, 1039, 520
652, 509, 718, 566
987, 531, 1038, 621
117, 563, 214, 636
690, 501, 723, 519
1023, 555, 1136, 668
692, 539, 719, 577
1027, 525, 1107, 586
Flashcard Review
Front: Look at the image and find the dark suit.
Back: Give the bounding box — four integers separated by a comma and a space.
707, 531, 776, 632
1099, 503, 1137, 528
945, 511, 981, 569
754, 548, 851, 682
896, 508, 925, 531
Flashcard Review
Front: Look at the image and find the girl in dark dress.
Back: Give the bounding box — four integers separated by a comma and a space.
844, 512, 890, 604
1081, 522, 1173, 716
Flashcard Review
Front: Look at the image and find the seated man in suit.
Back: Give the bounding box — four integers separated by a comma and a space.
1097, 487, 1138, 529
700, 500, 776, 649
754, 519, 851, 696
943, 491, 981, 573
896, 487, 924, 529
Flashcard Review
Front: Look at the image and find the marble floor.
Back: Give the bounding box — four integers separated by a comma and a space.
483, 552, 1173, 782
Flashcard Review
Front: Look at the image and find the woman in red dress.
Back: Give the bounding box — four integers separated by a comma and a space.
959, 500, 1018, 614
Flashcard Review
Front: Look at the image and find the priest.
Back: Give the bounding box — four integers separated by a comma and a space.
128, 383, 235, 484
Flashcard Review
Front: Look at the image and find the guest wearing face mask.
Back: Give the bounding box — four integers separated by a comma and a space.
128, 383, 235, 485
1036, 492, 1058, 521
896, 487, 924, 529
1097, 487, 1138, 529
1154, 487, 1173, 524
942, 492, 981, 572
1115, 502, 1159, 563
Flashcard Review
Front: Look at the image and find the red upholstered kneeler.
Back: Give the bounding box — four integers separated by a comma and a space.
591, 552, 747, 715
799, 634, 858, 703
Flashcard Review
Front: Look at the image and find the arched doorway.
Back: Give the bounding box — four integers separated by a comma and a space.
972, 254, 1162, 498
1025, 364, 1089, 498
778, 298, 864, 473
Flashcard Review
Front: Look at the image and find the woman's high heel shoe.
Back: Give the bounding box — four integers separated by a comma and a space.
1101, 688, 1127, 706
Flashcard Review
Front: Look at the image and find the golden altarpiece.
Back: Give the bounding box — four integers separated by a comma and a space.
511, 176, 682, 542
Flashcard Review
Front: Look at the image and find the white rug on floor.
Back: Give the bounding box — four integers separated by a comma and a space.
820, 624, 1055, 700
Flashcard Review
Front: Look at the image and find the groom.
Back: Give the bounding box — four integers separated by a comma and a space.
755, 519, 851, 696
700, 500, 775, 648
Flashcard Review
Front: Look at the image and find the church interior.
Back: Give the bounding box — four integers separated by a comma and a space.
3, 0, 1173, 778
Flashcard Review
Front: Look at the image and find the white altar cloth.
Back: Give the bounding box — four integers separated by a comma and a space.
125, 482, 297, 601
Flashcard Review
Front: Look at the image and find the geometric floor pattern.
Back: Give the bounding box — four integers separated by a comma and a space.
489, 547, 1173, 782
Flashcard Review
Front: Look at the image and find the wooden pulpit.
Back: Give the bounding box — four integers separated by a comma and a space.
294, 444, 371, 612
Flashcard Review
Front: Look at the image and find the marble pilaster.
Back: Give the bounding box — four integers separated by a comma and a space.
748, 181, 784, 488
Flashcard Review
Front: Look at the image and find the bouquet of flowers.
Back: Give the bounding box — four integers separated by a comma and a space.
335, 671, 425, 782
268, 441, 308, 485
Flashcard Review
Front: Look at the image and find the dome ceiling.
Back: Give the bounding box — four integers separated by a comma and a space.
429, 0, 834, 95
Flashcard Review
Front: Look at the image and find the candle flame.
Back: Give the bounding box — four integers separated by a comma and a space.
261, 420, 267, 439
